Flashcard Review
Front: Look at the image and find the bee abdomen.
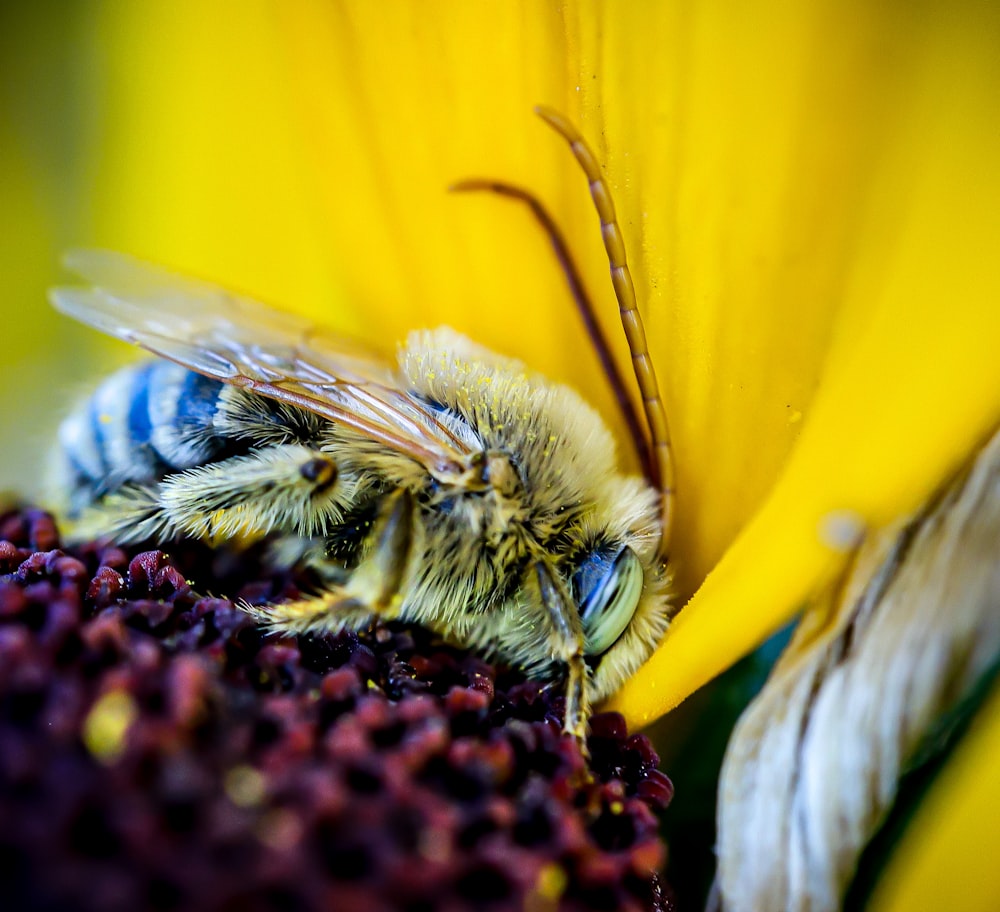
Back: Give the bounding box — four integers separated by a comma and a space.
59, 360, 230, 502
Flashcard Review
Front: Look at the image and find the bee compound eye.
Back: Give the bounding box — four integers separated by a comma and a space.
300, 456, 338, 489
576, 547, 644, 656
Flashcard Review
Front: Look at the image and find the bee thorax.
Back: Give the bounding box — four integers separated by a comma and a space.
482, 451, 521, 496
482, 451, 528, 542
433, 450, 527, 543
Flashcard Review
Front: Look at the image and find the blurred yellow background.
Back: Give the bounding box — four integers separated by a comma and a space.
0, 3, 93, 492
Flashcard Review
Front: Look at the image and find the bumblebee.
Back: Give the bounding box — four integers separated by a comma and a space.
50, 109, 675, 741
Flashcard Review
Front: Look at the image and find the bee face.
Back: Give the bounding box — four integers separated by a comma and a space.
49, 110, 675, 743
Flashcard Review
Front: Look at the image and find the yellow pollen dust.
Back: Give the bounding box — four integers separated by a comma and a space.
528, 862, 568, 911
82, 689, 138, 763
224, 764, 267, 807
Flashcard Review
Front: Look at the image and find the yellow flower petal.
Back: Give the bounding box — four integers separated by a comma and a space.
87, 0, 341, 325
611, 0, 1000, 726
869, 683, 1000, 912
571, 0, 879, 594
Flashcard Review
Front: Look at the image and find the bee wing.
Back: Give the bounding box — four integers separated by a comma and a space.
52, 249, 474, 475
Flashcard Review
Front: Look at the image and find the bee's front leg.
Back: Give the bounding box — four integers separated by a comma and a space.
248, 489, 416, 636
531, 561, 592, 748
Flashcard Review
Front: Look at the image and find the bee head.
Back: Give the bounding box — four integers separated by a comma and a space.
554, 474, 671, 705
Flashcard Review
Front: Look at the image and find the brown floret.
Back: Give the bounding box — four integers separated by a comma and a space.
0, 508, 674, 912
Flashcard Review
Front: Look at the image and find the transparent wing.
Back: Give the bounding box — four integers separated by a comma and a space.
52, 249, 473, 475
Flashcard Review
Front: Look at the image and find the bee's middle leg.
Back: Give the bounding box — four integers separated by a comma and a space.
248, 489, 416, 636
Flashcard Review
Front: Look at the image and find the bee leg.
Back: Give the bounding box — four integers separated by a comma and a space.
248, 489, 416, 635
562, 650, 590, 748
63, 483, 172, 545
337, 488, 415, 619
533, 561, 592, 747
68, 445, 343, 546
263, 535, 340, 577
156, 444, 341, 544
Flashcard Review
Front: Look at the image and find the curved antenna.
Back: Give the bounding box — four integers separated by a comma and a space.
450, 178, 653, 483
534, 105, 675, 557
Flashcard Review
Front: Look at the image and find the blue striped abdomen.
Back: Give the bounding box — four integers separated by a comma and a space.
58, 361, 229, 505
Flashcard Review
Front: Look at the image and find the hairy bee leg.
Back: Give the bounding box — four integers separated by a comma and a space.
338, 488, 415, 618
247, 489, 416, 635
68, 446, 343, 546
156, 444, 341, 544
63, 482, 174, 544
263, 535, 343, 578
533, 561, 592, 745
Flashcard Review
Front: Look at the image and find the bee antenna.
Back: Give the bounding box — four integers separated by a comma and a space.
449, 178, 652, 485
534, 105, 674, 556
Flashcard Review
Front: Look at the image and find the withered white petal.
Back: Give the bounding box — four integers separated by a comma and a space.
717, 426, 1000, 912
